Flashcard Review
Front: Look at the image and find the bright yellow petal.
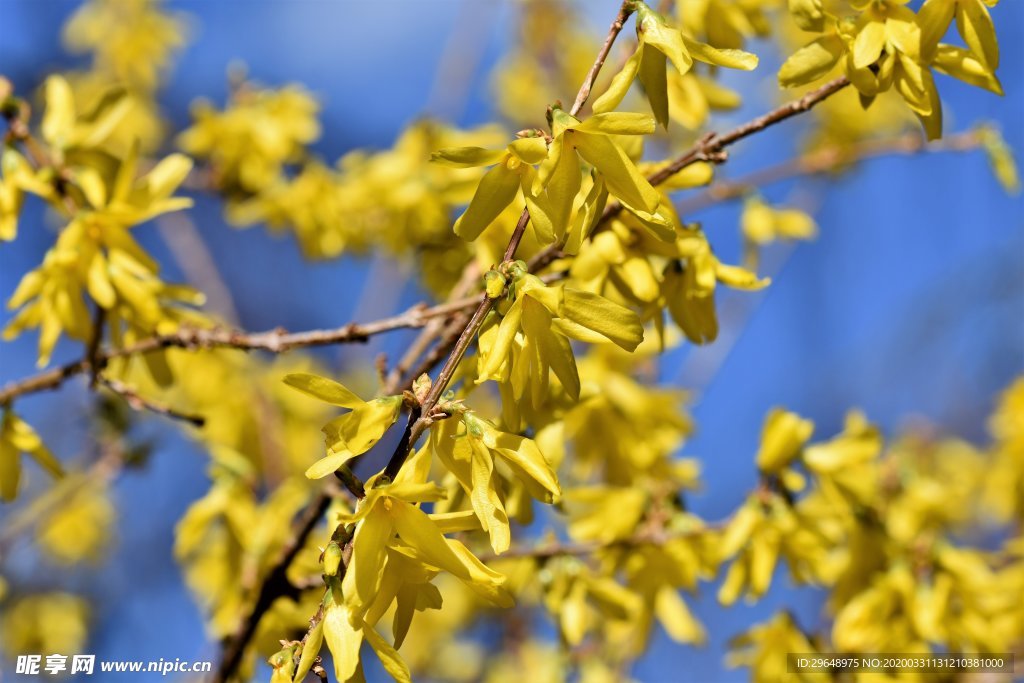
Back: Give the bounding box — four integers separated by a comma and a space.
559, 288, 643, 350
284, 373, 366, 408
453, 162, 519, 241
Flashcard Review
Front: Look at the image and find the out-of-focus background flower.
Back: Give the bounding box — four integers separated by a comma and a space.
1, 1, 1021, 680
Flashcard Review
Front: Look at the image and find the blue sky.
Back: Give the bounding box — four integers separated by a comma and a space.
1, 1, 1022, 681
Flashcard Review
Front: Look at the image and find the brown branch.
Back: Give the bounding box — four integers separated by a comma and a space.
649, 77, 852, 187
675, 128, 984, 215
213, 492, 333, 683
86, 307, 106, 389
569, 1, 635, 118
98, 377, 206, 427
477, 519, 729, 564
0, 293, 486, 406
382, 263, 481, 395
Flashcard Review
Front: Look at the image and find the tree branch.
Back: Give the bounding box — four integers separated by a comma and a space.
213, 492, 333, 683
97, 377, 206, 427
0, 293, 485, 406
675, 128, 984, 215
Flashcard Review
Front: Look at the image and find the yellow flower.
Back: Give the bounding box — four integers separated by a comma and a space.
741, 198, 818, 247
755, 409, 814, 473
478, 263, 644, 407
38, 75, 132, 161
593, 2, 758, 128
283, 373, 404, 479
0, 409, 64, 502
178, 83, 320, 194
327, 479, 513, 681
548, 109, 661, 220
660, 227, 768, 345
4, 146, 203, 366
432, 135, 556, 242
427, 411, 560, 553
62, 0, 187, 91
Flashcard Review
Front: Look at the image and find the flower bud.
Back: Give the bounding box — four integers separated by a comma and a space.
322, 541, 343, 576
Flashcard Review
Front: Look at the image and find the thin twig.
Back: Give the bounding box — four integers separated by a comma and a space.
86, 307, 106, 389
382, 263, 480, 395
569, 1, 635, 117
0, 293, 485, 406
98, 377, 205, 427
477, 519, 730, 564
675, 128, 983, 215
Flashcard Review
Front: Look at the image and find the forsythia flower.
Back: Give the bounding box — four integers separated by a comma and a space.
593, 1, 758, 128
282, 373, 404, 479
4, 144, 203, 366
62, 0, 187, 91
727, 611, 820, 682
175, 477, 315, 638
178, 83, 320, 194
740, 198, 818, 247
780, 0, 1005, 139
478, 263, 644, 406
323, 479, 515, 682
548, 109, 661, 222
0, 593, 90, 657
755, 408, 814, 473
0, 409, 63, 502
36, 484, 115, 565
431, 135, 558, 242
426, 410, 561, 553
660, 227, 769, 345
